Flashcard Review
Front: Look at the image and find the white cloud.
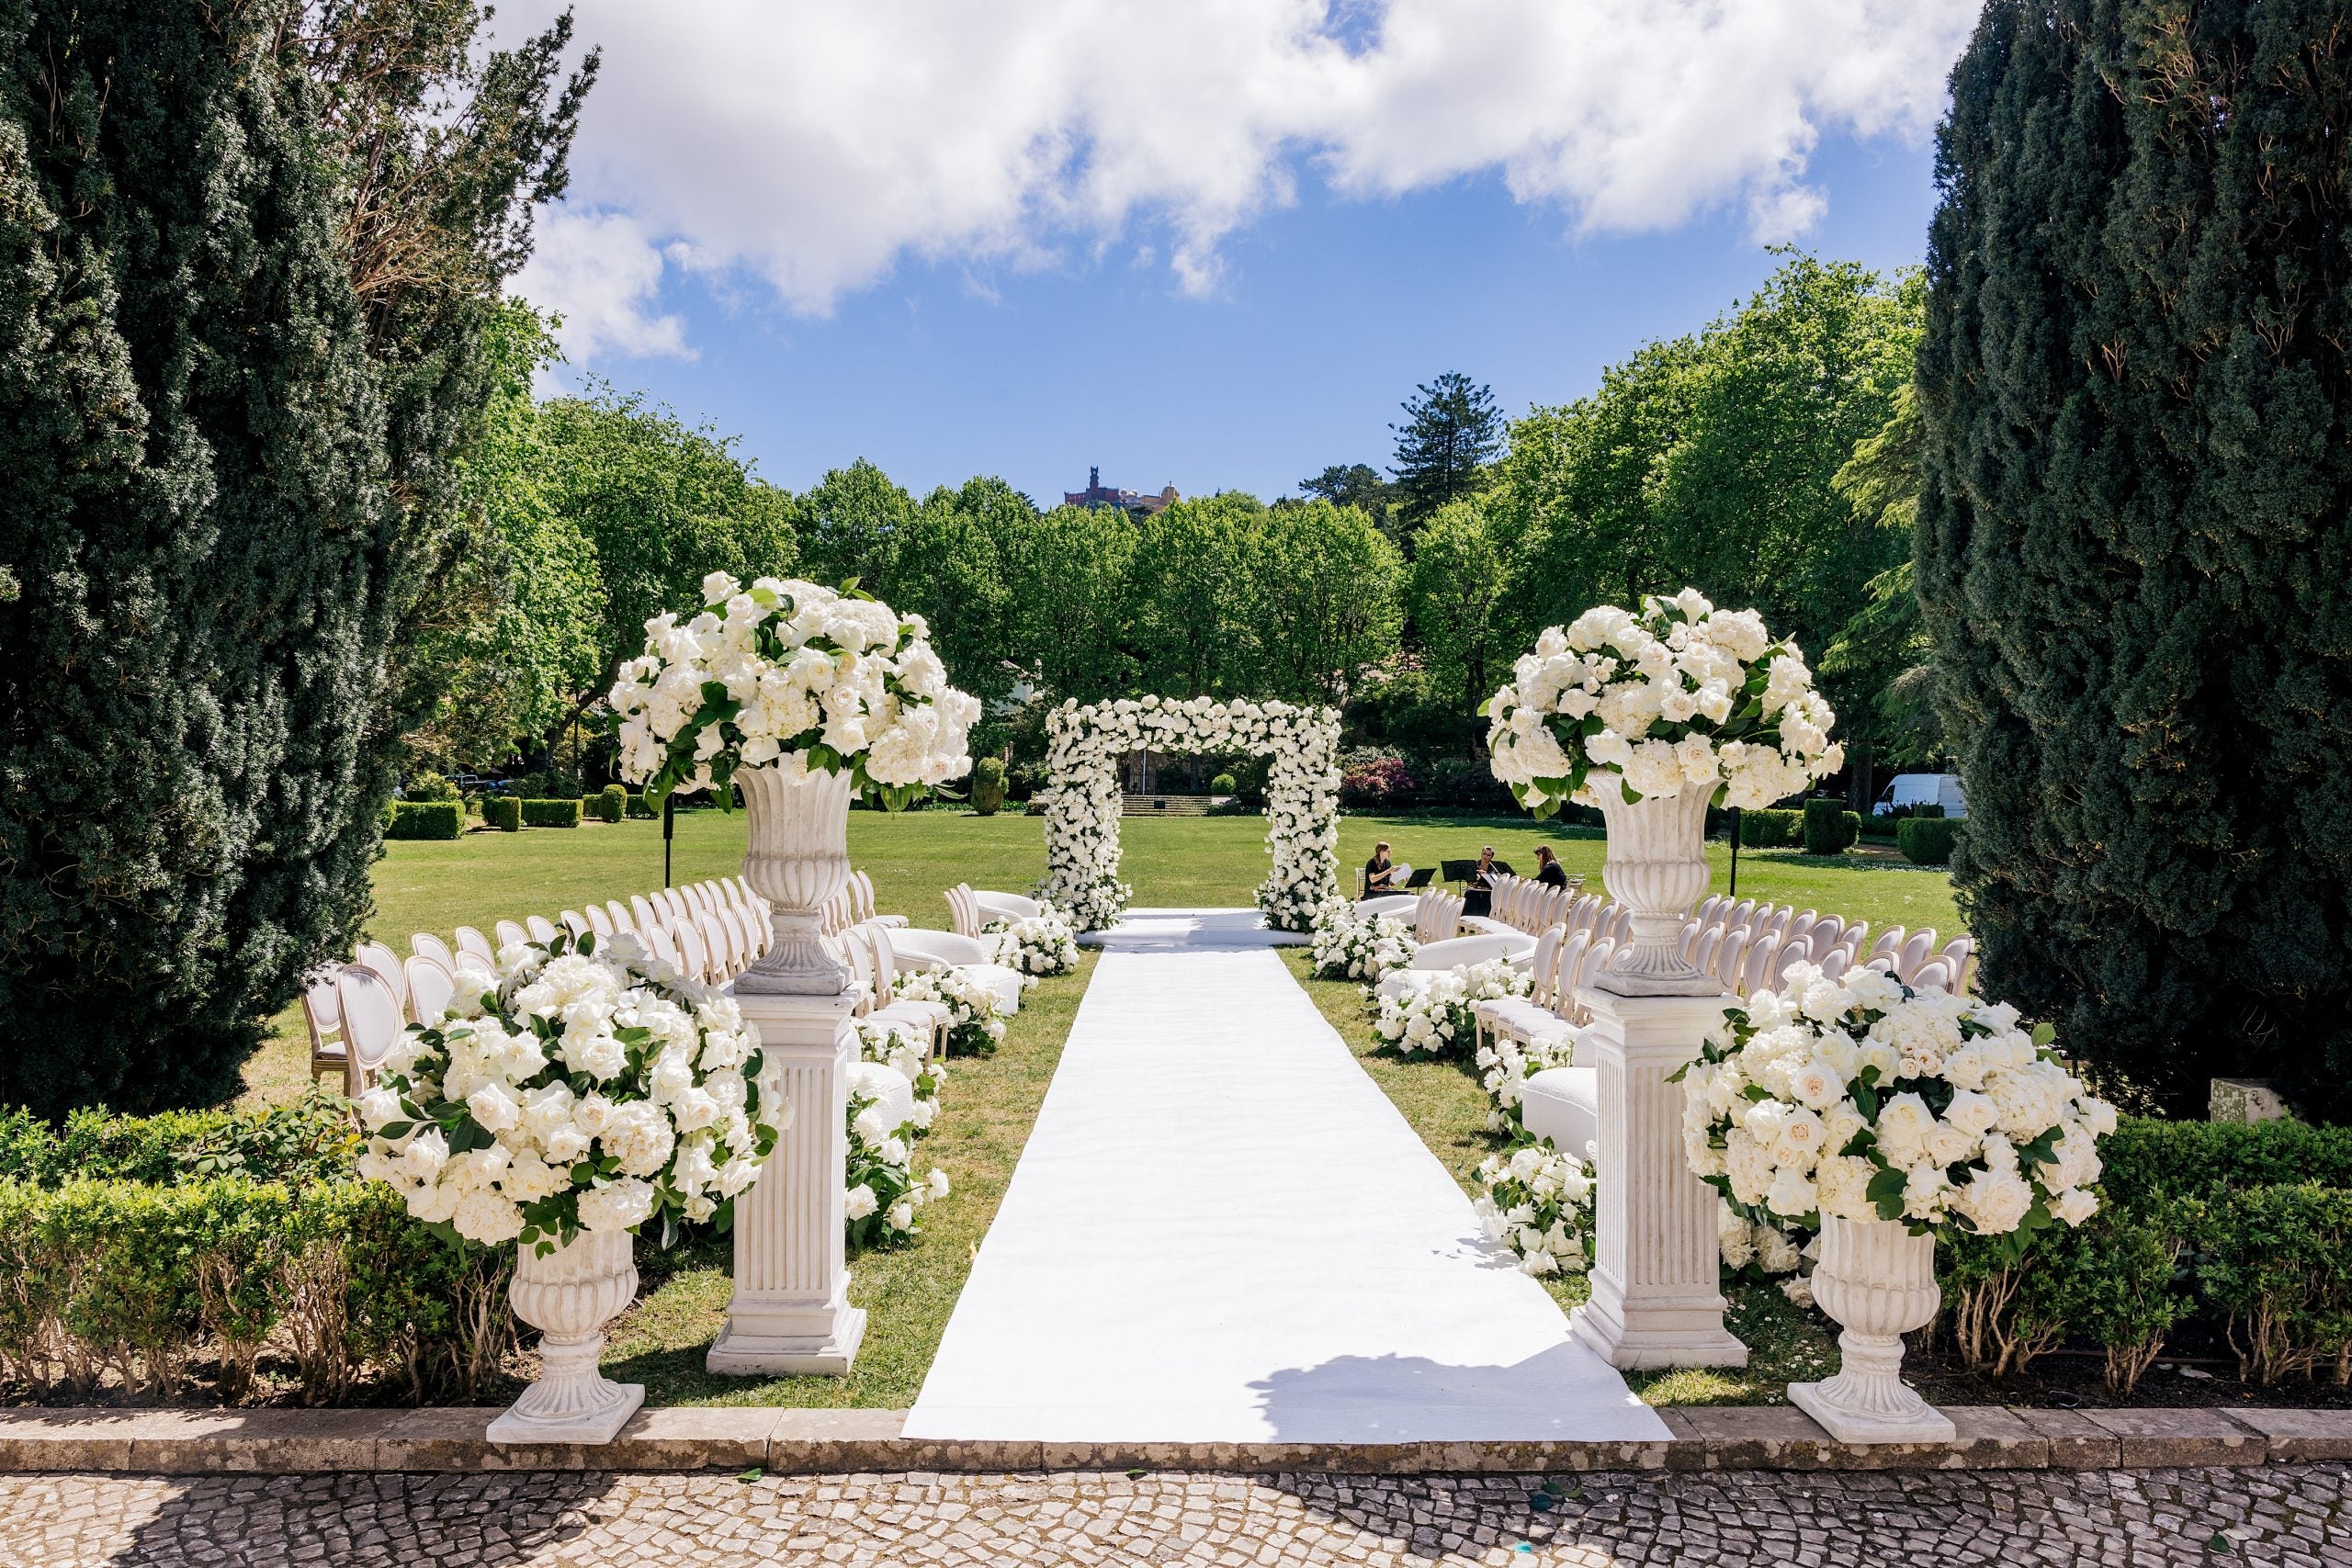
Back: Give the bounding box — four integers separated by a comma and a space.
511, 207, 694, 360
503, 0, 1974, 354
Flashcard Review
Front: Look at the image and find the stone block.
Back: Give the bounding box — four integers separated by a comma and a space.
120, 1409, 388, 1474
2082, 1407, 2268, 1467
2209, 1078, 2291, 1123
0, 1410, 147, 1472
1662, 1404, 2042, 1471
1415, 1438, 1675, 1474
2233, 1407, 2352, 1462
2007, 1407, 2121, 1469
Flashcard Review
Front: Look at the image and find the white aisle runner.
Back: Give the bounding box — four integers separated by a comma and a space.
905, 911, 1667, 1443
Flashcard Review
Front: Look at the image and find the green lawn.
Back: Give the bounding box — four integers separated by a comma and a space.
252, 806, 1928, 1406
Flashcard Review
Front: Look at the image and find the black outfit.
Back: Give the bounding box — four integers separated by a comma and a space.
1364, 856, 1395, 894
1464, 863, 1496, 918
1537, 861, 1567, 888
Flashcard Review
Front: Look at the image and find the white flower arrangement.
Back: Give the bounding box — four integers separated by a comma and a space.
1718, 1198, 1808, 1281
1484, 588, 1843, 817
1475, 1031, 1579, 1137
607, 570, 981, 808
1373, 959, 1529, 1059
1473, 1140, 1596, 1279
894, 965, 1017, 1056
355, 931, 786, 1250
844, 1077, 948, 1250
1307, 897, 1416, 981
1039, 695, 1340, 931
853, 1018, 948, 1132
1675, 962, 2118, 1253
985, 906, 1082, 976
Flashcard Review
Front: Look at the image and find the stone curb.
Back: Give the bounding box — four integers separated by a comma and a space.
0, 1404, 2337, 1475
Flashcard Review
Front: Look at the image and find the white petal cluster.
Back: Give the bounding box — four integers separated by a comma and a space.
1037, 695, 1341, 932
356, 932, 786, 1247
1307, 897, 1417, 981
984, 906, 1083, 976
1373, 960, 1529, 1059
1484, 589, 1843, 816
607, 572, 981, 802
1473, 1139, 1595, 1279
1677, 962, 2116, 1243
842, 1068, 949, 1247
894, 964, 1018, 1055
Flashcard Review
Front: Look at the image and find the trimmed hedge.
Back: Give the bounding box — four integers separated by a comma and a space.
594, 785, 627, 824
482, 795, 521, 832
384, 800, 462, 840
1800, 799, 1860, 855
625, 790, 656, 819
1897, 816, 1962, 865
1934, 1115, 2352, 1393
519, 797, 580, 829
1739, 808, 1803, 848
0, 1095, 510, 1404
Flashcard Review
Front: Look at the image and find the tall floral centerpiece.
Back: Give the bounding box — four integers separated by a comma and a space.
356, 931, 789, 1443
610, 573, 980, 993
1485, 590, 1841, 994
1676, 962, 2116, 1441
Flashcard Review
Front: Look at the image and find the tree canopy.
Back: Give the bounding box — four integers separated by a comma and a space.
1389, 372, 1503, 530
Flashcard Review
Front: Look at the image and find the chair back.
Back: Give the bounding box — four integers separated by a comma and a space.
706, 908, 741, 977
1577, 939, 1616, 1004
1784, 912, 1815, 951
521, 914, 555, 944
643, 919, 683, 972
354, 940, 409, 1011
585, 904, 615, 937
605, 899, 634, 933
410, 932, 457, 971
1908, 958, 1953, 992
842, 928, 878, 1001
1525, 925, 1564, 1005
1550, 931, 1590, 1017
403, 953, 455, 1025
1941, 935, 1976, 993
1869, 926, 1905, 964
629, 896, 659, 934
673, 918, 710, 984
1897, 930, 1937, 983
560, 909, 589, 939
453, 926, 495, 964
1729, 898, 1757, 930
1816, 946, 1851, 983
1694, 895, 1721, 928
1738, 933, 1781, 998
1713, 929, 1751, 987
335, 966, 406, 1080
301, 968, 343, 1046
1690, 926, 1724, 980
1809, 914, 1844, 953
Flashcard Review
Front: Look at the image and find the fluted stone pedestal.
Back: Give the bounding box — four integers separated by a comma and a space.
1568, 987, 1749, 1371
707, 987, 866, 1376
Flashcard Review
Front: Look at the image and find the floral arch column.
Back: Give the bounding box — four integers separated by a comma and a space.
1039, 695, 1341, 931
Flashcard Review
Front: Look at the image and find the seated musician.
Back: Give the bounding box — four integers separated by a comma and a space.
1463, 845, 1498, 918
1534, 844, 1568, 888
1363, 841, 1397, 894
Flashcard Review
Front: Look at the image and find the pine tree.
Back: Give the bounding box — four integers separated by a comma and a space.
1916, 0, 2352, 1119
1389, 372, 1502, 530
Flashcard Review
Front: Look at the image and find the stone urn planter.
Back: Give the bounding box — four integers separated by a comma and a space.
487, 1228, 644, 1445
1788, 1214, 1954, 1443
736, 764, 856, 995
1593, 788, 1717, 996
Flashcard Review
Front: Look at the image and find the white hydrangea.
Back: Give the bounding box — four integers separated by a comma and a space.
357, 930, 790, 1252
1485, 590, 1844, 818
1677, 961, 2113, 1246
986, 906, 1082, 976
1474, 1139, 1596, 1278
1308, 898, 1418, 981
1374, 960, 1529, 1059
608, 574, 980, 807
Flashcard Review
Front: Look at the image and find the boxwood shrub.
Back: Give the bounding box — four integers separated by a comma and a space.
482, 795, 522, 832
1800, 799, 1860, 855
384, 800, 462, 840
1738, 807, 1803, 848
1897, 816, 1962, 865
595, 784, 627, 824
1933, 1115, 2352, 1393
625, 790, 657, 819
519, 797, 580, 829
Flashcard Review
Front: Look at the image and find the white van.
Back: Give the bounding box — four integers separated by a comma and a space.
1873, 773, 1967, 818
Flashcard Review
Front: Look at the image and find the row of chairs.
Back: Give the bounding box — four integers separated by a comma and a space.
1471, 873, 1591, 938
945, 883, 1042, 936
1680, 897, 1974, 998
302, 878, 772, 1098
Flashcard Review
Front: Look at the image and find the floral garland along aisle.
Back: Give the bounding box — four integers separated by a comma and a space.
1037, 695, 1342, 931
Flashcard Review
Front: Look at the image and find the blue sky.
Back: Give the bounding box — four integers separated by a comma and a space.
511, 3, 1965, 506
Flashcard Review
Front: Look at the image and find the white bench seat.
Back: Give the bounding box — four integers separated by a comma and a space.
1520, 1066, 1599, 1160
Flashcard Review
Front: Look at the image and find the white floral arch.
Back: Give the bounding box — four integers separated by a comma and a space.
1038, 695, 1342, 932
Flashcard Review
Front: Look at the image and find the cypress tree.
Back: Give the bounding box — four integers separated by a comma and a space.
1916, 2, 2352, 1118
0, 2, 590, 1116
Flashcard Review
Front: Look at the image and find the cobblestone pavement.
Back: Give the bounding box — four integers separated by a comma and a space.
6, 1464, 2348, 1567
